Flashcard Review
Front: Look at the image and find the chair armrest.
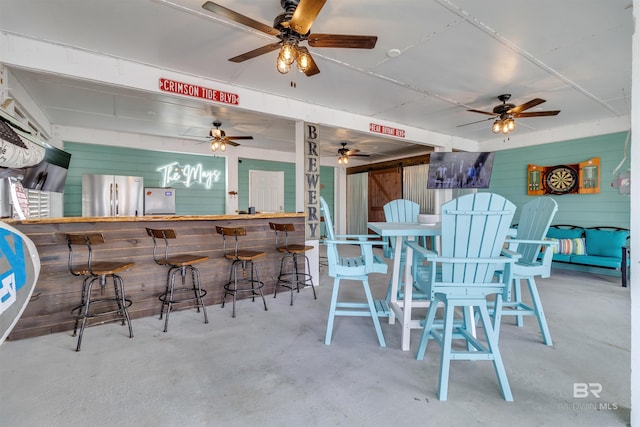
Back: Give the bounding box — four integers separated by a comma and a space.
324, 239, 387, 248
335, 234, 382, 242
500, 248, 523, 260
506, 239, 557, 252
405, 240, 438, 259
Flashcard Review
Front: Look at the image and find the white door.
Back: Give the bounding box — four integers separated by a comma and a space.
249, 170, 284, 212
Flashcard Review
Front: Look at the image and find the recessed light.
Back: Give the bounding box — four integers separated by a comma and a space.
387, 48, 402, 58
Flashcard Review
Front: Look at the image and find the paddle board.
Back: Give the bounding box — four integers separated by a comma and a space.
0, 221, 40, 345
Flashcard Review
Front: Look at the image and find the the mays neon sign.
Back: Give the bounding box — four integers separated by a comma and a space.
157, 162, 222, 189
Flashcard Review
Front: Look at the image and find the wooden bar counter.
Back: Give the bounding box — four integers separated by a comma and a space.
3, 213, 306, 340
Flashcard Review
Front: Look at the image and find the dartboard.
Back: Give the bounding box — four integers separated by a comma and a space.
544, 165, 578, 194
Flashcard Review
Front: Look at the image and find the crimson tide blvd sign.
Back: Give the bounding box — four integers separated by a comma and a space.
369, 122, 405, 138
159, 78, 239, 105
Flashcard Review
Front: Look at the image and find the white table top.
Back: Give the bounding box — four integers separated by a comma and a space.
367, 222, 441, 237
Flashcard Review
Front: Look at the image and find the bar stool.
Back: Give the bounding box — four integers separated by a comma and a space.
146, 228, 209, 332
216, 226, 268, 318
269, 222, 317, 305
65, 233, 134, 352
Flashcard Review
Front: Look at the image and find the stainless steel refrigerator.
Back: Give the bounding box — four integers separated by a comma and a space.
82, 174, 143, 217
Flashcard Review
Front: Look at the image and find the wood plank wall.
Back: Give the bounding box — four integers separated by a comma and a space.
7, 214, 306, 340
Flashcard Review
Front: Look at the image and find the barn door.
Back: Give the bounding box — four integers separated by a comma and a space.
368, 168, 402, 222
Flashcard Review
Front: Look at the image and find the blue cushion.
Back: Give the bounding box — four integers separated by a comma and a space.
584, 229, 628, 259
546, 227, 584, 239
570, 255, 621, 269
552, 253, 572, 263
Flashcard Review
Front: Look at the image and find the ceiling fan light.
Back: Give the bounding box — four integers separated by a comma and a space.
296, 47, 311, 73
280, 43, 296, 66
501, 121, 510, 134
220, 141, 226, 152
492, 120, 501, 134
276, 56, 291, 74
210, 140, 219, 152
507, 118, 515, 131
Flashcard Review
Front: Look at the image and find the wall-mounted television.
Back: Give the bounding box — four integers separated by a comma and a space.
427, 152, 495, 189
21, 144, 72, 193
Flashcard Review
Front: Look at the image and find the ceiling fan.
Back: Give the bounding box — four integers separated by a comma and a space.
460, 94, 560, 134
337, 142, 369, 164
208, 121, 253, 152
201, 0, 378, 76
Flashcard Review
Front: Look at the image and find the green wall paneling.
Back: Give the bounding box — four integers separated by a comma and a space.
237, 158, 296, 212
486, 131, 630, 228
236, 158, 335, 236
63, 142, 226, 216
319, 166, 335, 238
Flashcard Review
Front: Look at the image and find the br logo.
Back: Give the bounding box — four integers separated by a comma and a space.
573, 383, 603, 398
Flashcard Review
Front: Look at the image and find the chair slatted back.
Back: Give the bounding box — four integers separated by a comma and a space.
513, 197, 558, 265
440, 193, 515, 284
319, 197, 336, 241
383, 199, 420, 258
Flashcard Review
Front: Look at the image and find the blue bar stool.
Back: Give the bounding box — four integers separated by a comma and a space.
146, 228, 209, 332
65, 233, 134, 351
216, 226, 268, 318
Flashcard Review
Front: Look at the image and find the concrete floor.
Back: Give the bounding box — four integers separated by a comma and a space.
0, 249, 631, 427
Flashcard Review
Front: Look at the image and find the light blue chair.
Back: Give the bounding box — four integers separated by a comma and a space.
383, 199, 420, 258
492, 197, 558, 346
320, 197, 389, 347
382, 199, 420, 302
407, 193, 519, 401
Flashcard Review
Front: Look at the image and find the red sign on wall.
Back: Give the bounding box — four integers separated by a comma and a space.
159, 78, 239, 105
369, 122, 405, 138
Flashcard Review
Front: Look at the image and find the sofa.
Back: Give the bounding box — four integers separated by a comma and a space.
545, 225, 630, 287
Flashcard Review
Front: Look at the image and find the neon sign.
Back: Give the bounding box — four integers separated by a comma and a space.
157, 162, 222, 189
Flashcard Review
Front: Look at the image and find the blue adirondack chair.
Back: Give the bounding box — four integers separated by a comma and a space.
492, 197, 558, 346
382, 199, 420, 301
383, 199, 420, 258
320, 197, 389, 347
406, 193, 519, 401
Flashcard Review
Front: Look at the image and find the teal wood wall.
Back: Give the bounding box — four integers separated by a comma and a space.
63, 142, 226, 216
237, 158, 335, 213
486, 131, 631, 228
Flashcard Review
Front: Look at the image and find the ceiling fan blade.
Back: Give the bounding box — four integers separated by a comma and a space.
349, 153, 370, 157
467, 109, 498, 116
225, 135, 254, 140
308, 33, 377, 49
514, 110, 561, 118
289, 0, 327, 35
456, 117, 495, 128
508, 98, 546, 115
229, 42, 282, 62
302, 52, 320, 76
202, 1, 280, 36
224, 140, 241, 147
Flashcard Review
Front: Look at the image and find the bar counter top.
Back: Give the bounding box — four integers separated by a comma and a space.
4, 211, 304, 225
5, 212, 308, 341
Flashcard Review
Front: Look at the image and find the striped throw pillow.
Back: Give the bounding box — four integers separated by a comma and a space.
548, 238, 586, 255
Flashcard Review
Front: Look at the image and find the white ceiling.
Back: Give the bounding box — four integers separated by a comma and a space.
0, 0, 633, 162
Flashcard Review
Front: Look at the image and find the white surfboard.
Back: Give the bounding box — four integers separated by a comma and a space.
0, 221, 40, 345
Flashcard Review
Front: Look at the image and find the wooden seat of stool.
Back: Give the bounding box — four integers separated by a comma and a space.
226, 249, 265, 261
277, 243, 314, 254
